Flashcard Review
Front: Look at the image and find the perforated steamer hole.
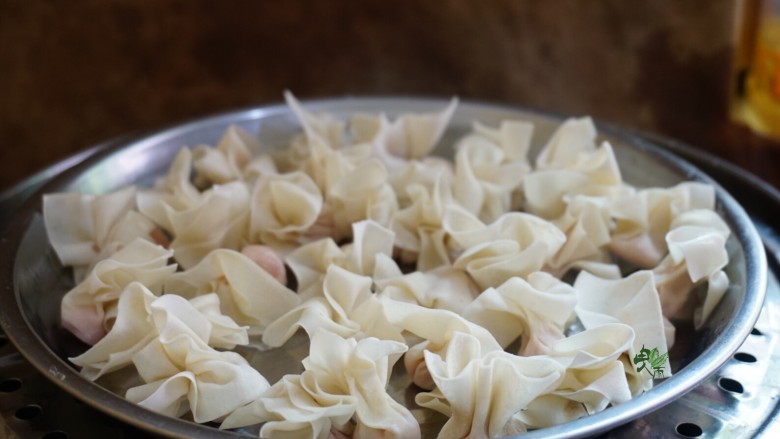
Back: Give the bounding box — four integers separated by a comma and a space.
734, 352, 758, 363
14, 404, 42, 420
676, 422, 703, 437
718, 377, 745, 394
0, 377, 22, 392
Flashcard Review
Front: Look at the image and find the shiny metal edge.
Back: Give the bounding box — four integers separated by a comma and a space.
0, 133, 141, 227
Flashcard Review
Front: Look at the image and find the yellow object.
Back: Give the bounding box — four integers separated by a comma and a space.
743, 8, 780, 137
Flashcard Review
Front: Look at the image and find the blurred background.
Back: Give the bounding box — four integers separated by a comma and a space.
1, 0, 778, 193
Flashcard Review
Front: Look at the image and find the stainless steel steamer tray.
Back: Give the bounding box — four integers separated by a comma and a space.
0, 98, 768, 438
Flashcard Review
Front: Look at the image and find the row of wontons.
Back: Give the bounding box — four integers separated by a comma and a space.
43, 93, 731, 438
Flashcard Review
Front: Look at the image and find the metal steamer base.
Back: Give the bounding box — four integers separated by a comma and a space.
2, 131, 779, 439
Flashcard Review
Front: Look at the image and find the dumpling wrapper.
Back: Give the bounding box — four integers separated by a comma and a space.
263, 265, 403, 348
43, 186, 163, 282
391, 169, 456, 270
285, 237, 346, 300
444, 206, 565, 254
518, 323, 635, 428
609, 182, 716, 268
574, 270, 671, 388
653, 209, 731, 328
285, 91, 346, 149
462, 272, 577, 355
328, 158, 398, 239
61, 238, 176, 345
389, 157, 454, 206
453, 237, 561, 292
70, 282, 248, 381
247, 170, 323, 251
666, 209, 730, 282
125, 292, 264, 423
378, 296, 502, 390
452, 134, 527, 223
445, 207, 566, 289
164, 249, 300, 336
43, 185, 136, 266
350, 97, 458, 170
547, 196, 612, 275
297, 133, 372, 204
535, 117, 598, 170
374, 253, 479, 315
136, 148, 202, 232
524, 142, 625, 220
344, 219, 396, 277
472, 119, 534, 164
167, 181, 250, 269
137, 147, 251, 269
415, 331, 565, 438
285, 220, 395, 300
127, 343, 268, 424
192, 124, 255, 186
222, 329, 419, 439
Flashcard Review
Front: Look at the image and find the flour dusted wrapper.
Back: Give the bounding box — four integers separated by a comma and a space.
390, 157, 454, 204
666, 210, 730, 281
295, 134, 373, 205
69, 282, 157, 380
164, 249, 299, 336
44, 186, 136, 266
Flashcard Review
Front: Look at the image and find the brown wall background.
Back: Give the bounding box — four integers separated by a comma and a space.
1, 0, 777, 192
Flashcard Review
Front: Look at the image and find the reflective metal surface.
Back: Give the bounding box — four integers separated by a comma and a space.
0, 99, 769, 438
